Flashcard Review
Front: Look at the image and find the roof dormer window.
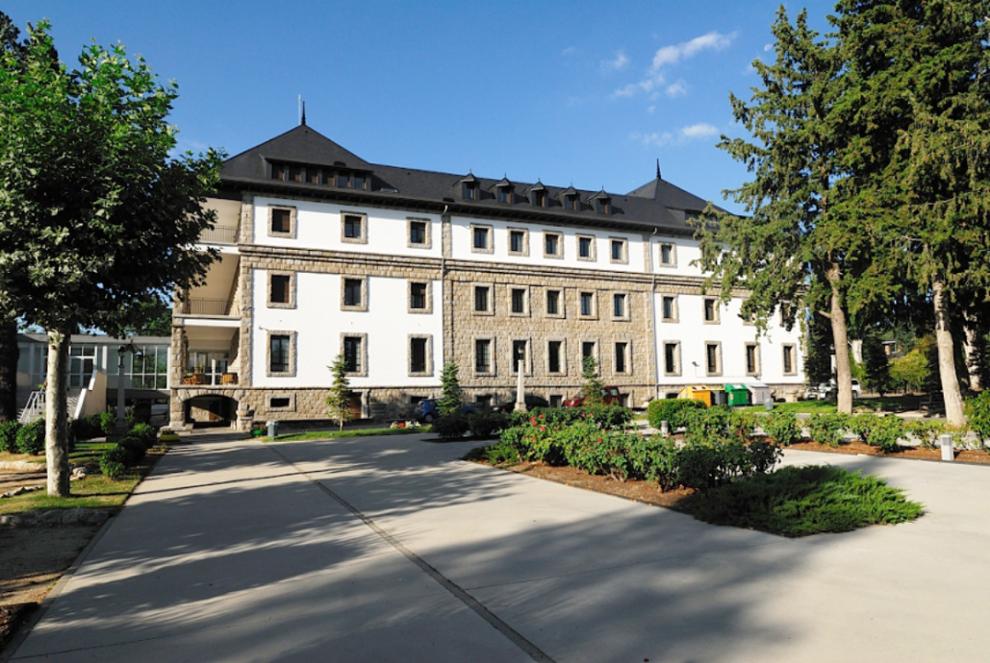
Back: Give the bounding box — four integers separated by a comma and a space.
591, 190, 611, 215
458, 173, 479, 201
530, 182, 547, 208
495, 178, 513, 204
561, 187, 580, 211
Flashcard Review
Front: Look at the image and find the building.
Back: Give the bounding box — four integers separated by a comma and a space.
170, 123, 804, 429
16, 333, 171, 422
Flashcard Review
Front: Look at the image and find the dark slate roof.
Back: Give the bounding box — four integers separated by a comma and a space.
220, 124, 721, 235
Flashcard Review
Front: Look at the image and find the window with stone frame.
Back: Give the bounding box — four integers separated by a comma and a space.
547, 340, 564, 374
475, 338, 493, 374
663, 342, 681, 375
705, 342, 722, 376
473, 285, 492, 313
511, 339, 529, 374
510, 287, 528, 315
659, 242, 676, 266
268, 273, 292, 307
546, 289, 562, 316
544, 232, 563, 258
342, 277, 365, 309
609, 238, 628, 264
614, 342, 630, 374
409, 281, 429, 312
343, 335, 365, 374
746, 343, 760, 375
408, 219, 429, 247
612, 292, 628, 320
579, 291, 596, 317
577, 235, 595, 260
341, 213, 367, 243
661, 295, 678, 321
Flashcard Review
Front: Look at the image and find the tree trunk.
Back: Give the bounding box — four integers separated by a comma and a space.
933, 279, 966, 426
963, 317, 982, 392
827, 265, 853, 414
45, 328, 70, 496
0, 316, 17, 421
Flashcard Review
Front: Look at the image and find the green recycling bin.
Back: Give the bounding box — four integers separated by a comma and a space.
724, 384, 751, 407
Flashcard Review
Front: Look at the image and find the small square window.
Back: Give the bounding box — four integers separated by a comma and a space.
510, 287, 528, 315
409, 282, 429, 311
408, 219, 429, 247
471, 225, 492, 253
577, 235, 595, 260
352, 174, 366, 190
342, 213, 366, 243
336, 172, 350, 188
342, 277, 366, 310
509, 228, 528, 255
270, 207, 294, 237
661, 295, 677, 322
271, 163, 287, 181
473, 285, 492, 314
659, 242, 676, 266
497, 187, 512, 203
579, 291, 596, 317
610, 238, 628, 264
544, 232, 562, 258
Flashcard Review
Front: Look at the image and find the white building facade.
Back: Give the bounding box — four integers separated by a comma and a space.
170, 124, 803, 429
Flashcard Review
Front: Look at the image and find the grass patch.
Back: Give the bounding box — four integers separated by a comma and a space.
740, 401, 838, 414
680, 465, 923, 537
266, 425, 430, 443
0, 441, 166, 516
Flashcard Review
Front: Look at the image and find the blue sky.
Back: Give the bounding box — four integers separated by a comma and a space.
6, 1, 834, 213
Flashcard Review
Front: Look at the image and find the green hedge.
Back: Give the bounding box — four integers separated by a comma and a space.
16, 419, 45, 455
966, 392, 990, 442
512, 405, 632, 430
646, 398, 705, 430
762, 410, 801, 446
0, 420, 20, 453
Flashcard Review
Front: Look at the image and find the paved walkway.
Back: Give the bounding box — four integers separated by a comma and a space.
10, 432, 990, 662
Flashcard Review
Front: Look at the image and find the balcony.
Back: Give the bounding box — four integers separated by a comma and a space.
199, 225, 239, 245
182, 298, 232, 316
181, 371, 238, 386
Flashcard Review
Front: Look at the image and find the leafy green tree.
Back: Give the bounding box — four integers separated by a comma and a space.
862, 335, 892, 397
581, 355, 604, 406
438, 361, 463, 415
0, 21, 221, 495
122, 296, 173, 337
803, 312, 833, 386
832, 0, 990, 425
890, 340, 932, 394
694, 8, 882, 415
325, 353, 353, 431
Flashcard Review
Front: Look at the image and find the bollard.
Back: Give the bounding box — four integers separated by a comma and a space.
660, 420, 670, 437
764, 398, 774, 411
939, 433, 954, 462
267, 419, 279, 440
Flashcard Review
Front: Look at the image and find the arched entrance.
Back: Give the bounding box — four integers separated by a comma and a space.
184, 394, 238, 428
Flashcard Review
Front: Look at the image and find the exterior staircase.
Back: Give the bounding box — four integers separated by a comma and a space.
17, 391, 80, 423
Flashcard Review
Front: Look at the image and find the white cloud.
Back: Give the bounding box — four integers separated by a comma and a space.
561, 46, 577, 57
665, 80, 687, 97
631, 122, 720, 147
650, 31, 736, 71
681, 122, 719, 138
763, 42, 773, 52
612, 72, 665, 98
601, 50, 630, 72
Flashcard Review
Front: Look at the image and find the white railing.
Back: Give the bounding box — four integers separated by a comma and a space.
18, 390, 45, 423
199, 225, 239, 244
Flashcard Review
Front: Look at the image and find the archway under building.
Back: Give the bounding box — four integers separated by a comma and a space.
184, 394, 237, 428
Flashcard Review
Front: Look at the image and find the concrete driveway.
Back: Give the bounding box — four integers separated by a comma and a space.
10, 431, 990, 662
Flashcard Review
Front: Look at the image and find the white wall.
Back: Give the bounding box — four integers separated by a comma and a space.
252, 270, 443, 388
654, 294, 804, 387
253, 197, 442, 258
450, 215, 647, 273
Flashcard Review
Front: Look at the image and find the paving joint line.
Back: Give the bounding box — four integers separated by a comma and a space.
264, 442, 555, 663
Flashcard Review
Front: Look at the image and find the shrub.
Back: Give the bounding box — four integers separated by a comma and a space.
807, 413, 848, 447
905, 419, 946, 449
467, 411, 509, 439
16, 419, 45, 455
646, 398, 705, 430
583, 404, 632, 429
729, 409, 757, 440
675, 440, 749, 491
118, 436, 146, 464
966, 391, 990, 442
477, 438, 523, 465
433, 413, 470, 440
0, 420, 20, 453
681, 465, 924, 537
71, 414, 104, 441
158, 432, 180, 445
684, 406, 733, 444
848, 413, 876, 443
98, 411, 116, 436
99, 446, 129, 479
762, 410, 801, 446
512, 407, 582, 428
625, 435, 679, 490
128, 422, 157, 448
861, 415, 905, 452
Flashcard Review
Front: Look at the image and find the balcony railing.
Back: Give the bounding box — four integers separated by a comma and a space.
199, 225, 239, 244
185, 298, 230, 316
181, 372, 238, 386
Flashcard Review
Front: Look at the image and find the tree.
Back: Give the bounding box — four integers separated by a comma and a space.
581, 355, 604, 406
325, 353, 353, 431
438, 361, 463, 416
694, 8, 881, 415
832, 0, 990, 426
0, 21, 221, 495
122, 296, 173, 337
862, 335, 892, 397
890, 338, 932, 394
803, 311, 833, 386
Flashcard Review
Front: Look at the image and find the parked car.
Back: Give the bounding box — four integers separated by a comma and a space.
821, 379, 862, 399
412, 399, 479, 423
562, 386, 623, 408
495, 394, 550, 413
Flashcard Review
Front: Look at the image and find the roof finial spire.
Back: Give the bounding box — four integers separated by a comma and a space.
298, 95, 307, 126
656, 158, 662, 180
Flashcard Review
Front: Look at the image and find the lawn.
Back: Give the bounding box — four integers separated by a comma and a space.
266, 425, 430, 443
679, 465, 924, 537
0, 440, 163, 516
740, 400, 837, 414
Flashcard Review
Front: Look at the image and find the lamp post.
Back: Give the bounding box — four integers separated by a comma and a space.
115, 342, 143, 435
514, 359, 527, 413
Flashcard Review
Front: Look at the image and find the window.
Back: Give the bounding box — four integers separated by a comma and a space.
462, 182, 477, 200
563, 193, 579, 211
269, 396, 291, 409
68, 345, 96, 389
661, 295, 678, 322
129, 344, 168, 389
705, 342, 722, 376
610, 238, 628, 264
544, 232, 562, 258
342, 277, 366, 311
783, 344, 796, 375
581, 341, 597, 361
663, 342, 680, 376
577, 235, 595, 260
546, 289, 562, 316
409, 336, 431, 376
271, 163, 287, 181
342, 335, 365, 375
341, 213, 366, 243
508, 228, 528, 255
659, 242, 676, 266
547, 340, 563, 374
475, 394, 493, 408
595, 196, 610, 214
579, 291, 596, 317
268, 273, 293, 308
475, 338, 493, 374
704, 298, 719, 323
612, 293, 628, 320
473, 285, 492, 314
268, 333, 294, 376
780, 303, 794, 327
549, 394, 564, 408
336, 172, 350, 188
746, 343, 760, 375
471, 225, 492, 253
511, 340, 529, 374
497, 186, 512, 203
269, 207, 294, 237
289, 165, 304, 182
614, 342, 629, 374
510, 287, 528, 315
408, 219, 430, 248
352, 173, 366, 190
409, 281, 429, 312
532, 188, 547, 207
307, 168, 322, 185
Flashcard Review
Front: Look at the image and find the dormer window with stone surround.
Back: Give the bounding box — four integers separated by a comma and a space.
495, 178, 513, 204
530, 182, 547, 208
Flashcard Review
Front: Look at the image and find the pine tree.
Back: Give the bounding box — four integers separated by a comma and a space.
438, 361, 463, 416
804, 311, 834, 386
581, 356, 604, 406
326, 354, 353, 431
862, 334, 892, 398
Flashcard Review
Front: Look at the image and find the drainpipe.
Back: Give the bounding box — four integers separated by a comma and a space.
649, 228, 659, 401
